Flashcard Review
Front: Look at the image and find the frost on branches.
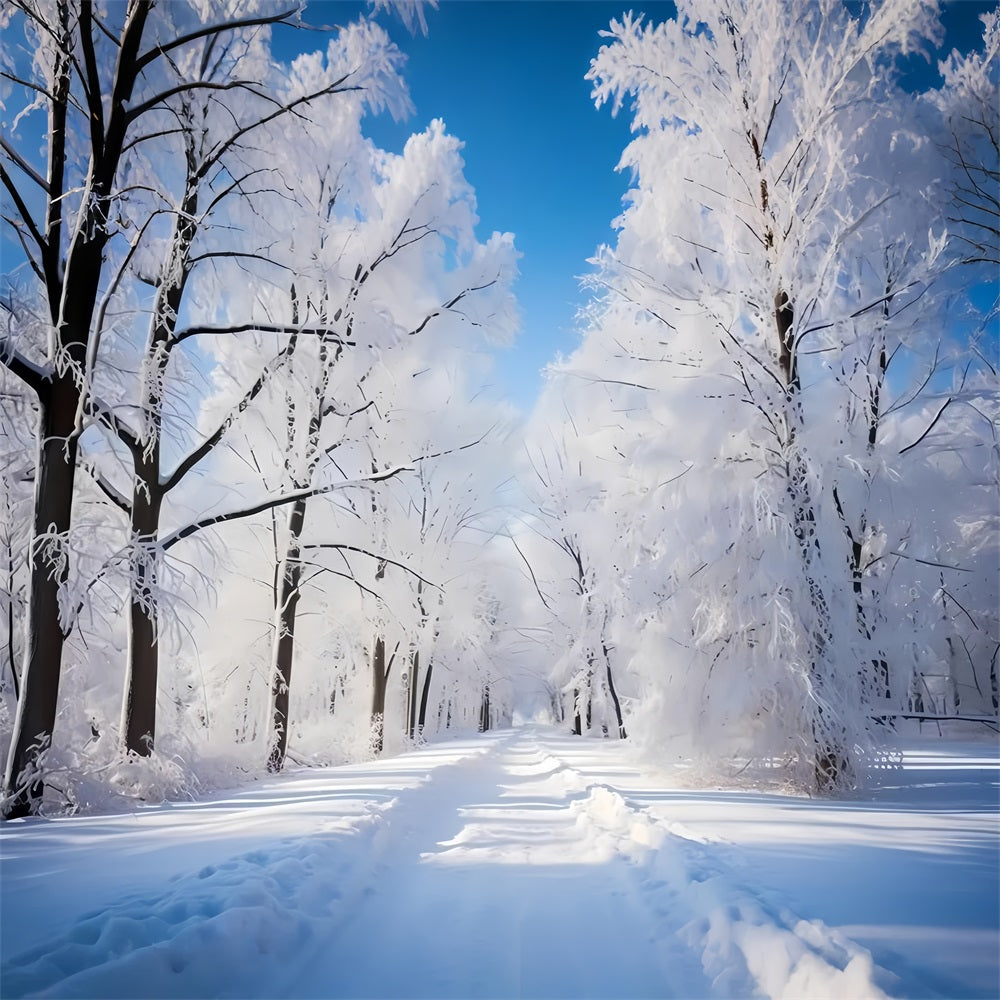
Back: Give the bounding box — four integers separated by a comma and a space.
0, 0, 518, 816
522, 0, 997, 791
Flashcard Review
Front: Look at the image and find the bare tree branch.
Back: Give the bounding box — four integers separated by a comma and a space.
303, 543, 439, 589
170, 322, 351, 347
0, 137, 50, 194
133, 8, 300, 77
899, 398, 952, 455
160, 465, 412, 552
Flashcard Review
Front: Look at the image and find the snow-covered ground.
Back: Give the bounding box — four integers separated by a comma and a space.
2, 726, 997, 999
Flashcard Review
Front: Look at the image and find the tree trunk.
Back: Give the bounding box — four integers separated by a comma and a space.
2, 381, 78, 817
1, 0, 152, 819
603, 644, 627, 739
479, 684, 490, 733
406, 579, 428, 741
990, 644, 998, 714
776, 280, 847, 791
572, 673, 593, 736
370, 636, 387, 755
114, 150, 200, 758
407, 649, 420, 740
369, 537, 388, 754
787, 442, 845, 791
848, 530, 889, 701
4, 232, 109, 816
417, 657, 433, 735
572, 682, 592, 736
267, 496, 307, 772
120, 463, 164, 756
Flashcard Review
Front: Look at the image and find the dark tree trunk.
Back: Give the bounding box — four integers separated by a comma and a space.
406, 579, 427, 741
121, 461, 165, 755
120, 174, 197, 757
368, 538, 388, 754
267, 496, 307, 772
990, 644, 999, 714
417, 657, 433, 734
848, 531, 889, 701
5, 3, 155, 814
370, 636, 387, 755
572, 673, 593, 736
406, 650, 420, 740
3, 251, 110, 815
2, 380, 78, 817
603, 644, 627, 739
479, 684, 490, 733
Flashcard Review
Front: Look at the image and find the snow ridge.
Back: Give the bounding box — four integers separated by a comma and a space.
548, 746, 892, 999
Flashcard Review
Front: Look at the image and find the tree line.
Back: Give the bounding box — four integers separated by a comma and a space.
514, 0, 998, 790
1, 0, 518, 818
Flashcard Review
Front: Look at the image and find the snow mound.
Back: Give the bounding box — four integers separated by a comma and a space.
551, 743, 894, 1000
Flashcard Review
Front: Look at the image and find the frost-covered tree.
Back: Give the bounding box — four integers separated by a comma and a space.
87, 12, 412, 763
229, 107, 517, 768
517, 418, 630, 739
0, 0, 366, 817
933, 7, 1000, 272
564, 0, 965, 789
0, 0, 447, 816
386, 406, 519, 746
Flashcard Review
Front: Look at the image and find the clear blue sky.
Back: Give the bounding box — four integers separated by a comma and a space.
283, 1, 995, 410
2, 3, 986, 408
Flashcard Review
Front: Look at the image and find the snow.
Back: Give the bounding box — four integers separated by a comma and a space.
2, 726, 997, 999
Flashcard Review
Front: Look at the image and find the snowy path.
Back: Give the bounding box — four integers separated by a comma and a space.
2, 727, 997, 999
280, 732, 709, 999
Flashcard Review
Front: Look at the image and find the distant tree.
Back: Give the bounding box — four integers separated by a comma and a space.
251, 117, 517, 768
519, 427, 627, 740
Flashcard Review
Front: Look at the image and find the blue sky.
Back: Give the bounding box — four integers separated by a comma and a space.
283, 1, 674, 407
280, 1, 996, 410
355, 2, 679, 408
2, 3, 991, 409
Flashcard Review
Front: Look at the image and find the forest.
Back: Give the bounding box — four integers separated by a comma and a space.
0, 0, 997, 821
